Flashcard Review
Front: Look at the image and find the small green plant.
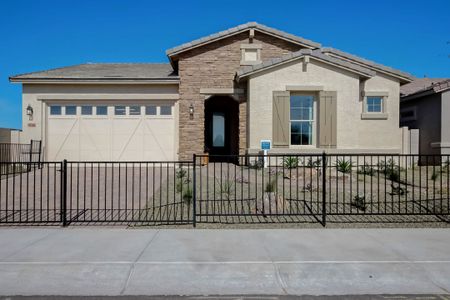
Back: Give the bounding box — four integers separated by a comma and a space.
283, 156, 299, 169
357, 164, 375, 176
351, 195, 366, 211
336, 159, 352, 174
431, 171, 439, 181
176, 167, 187, 179
305, 158, 321, 168
265, 179, 277, 193
182, 187, 193, 204
378, 159, 401, 183
217, 180, 234, 200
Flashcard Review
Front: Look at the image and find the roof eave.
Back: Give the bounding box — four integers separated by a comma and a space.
9, 77, 180, 84
236, 55, 374, 82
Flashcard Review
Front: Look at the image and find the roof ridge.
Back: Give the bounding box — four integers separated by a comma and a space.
165, 21, 321, 57
321, 47, 414, 82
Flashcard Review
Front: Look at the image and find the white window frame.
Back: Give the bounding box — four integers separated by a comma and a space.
289, 93, 317, 147
240, 44, 262, 66
361, 92, 389, 120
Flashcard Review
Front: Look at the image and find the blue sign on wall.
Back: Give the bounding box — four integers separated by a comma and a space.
260, 140, 271, 150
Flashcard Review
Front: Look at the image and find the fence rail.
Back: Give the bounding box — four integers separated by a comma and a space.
1, 153, 449, 226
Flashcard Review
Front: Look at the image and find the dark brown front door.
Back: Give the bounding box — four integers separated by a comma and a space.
204, 96, 239, 161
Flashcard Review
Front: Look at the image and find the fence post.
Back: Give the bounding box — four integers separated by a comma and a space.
192, 154, 197, 228
321, 151, 327, 227
61, 159, 68, 227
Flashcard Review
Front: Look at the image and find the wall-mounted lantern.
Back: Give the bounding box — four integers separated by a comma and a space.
26, 104, 34, 121
189, 103, 194, 120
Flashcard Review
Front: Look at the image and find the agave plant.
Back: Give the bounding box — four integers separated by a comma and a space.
336, 159, 352, 173
282, 156, 299, 169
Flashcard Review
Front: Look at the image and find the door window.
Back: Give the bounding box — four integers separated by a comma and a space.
212, 112, 225, 147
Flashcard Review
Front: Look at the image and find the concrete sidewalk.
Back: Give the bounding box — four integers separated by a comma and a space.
0, 228, 449, 296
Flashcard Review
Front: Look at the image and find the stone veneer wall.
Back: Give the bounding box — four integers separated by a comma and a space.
177, 31, 303, 160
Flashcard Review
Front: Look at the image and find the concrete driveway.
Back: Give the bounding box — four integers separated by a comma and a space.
0, 228, 449, 296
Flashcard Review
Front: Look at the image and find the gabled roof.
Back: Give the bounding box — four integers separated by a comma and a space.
321, 48, 414, 83
10, 63, 178, 83
401, 78, 450, 100
165, 22, 321, 58
236, 49, 376, 81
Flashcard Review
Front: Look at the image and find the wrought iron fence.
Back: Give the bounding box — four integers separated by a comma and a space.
0, 153, 449, 226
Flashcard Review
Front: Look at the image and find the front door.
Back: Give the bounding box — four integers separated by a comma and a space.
204, 96, 239, 161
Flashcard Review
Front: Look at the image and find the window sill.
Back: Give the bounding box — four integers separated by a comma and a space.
240, 60, 262, 66
361, 113, 388, 120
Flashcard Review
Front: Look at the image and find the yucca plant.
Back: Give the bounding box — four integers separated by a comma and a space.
357, 164, 375, 176
336, 159, 352, 173
283, 156, 299, 169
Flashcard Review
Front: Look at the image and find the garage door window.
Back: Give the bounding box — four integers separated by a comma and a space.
145, 105, 157, 115
65, 106, 77, 115
160, 105, 172, 116
81, 106, 93, 115
50, 105, 62, 115
96, 106, 108, 115
129, 106, 141, 115
115, 106, 126, 115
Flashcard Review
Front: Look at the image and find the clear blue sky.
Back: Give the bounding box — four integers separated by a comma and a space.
1, 0, 449, 129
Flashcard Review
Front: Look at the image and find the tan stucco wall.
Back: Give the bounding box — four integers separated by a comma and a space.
247, 59, 402, 153
21, 83, 179, 158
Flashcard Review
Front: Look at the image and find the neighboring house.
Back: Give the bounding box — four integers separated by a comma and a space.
400, 78, 450, 156
10, 22, 414, 162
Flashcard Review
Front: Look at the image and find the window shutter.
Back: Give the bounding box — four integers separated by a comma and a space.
319, 91, 337, 148
272, 91, 290, 147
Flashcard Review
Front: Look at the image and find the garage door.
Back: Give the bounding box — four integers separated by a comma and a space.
46, 103, 176, 161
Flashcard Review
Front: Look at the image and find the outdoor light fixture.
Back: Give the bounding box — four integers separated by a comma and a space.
26, 104, 34, 120
189, 103, 194, 119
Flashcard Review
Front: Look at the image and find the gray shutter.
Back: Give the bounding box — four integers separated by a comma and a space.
319, 91, 337, 148
272, 91, 290, 147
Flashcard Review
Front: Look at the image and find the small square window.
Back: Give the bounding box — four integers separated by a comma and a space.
145, 105, 157, 115
160, 105, 172, 116
50, 105, 62, 115
366, 97, 383, 113
129, 106, 141, 115
244, 49, 258, 61
81, 106, 93, 115
114, 106, 126, 115
65, 106, 77, 115
96, 106, 108, 115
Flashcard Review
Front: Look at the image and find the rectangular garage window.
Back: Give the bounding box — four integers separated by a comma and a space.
65, 106, 77, 115
96, 106, 108, 115
81, 106, 93, 115
115, 106, 126, 115
160, 105, 172, 116
145, 105, 157, 115
129, 106, 141, 115
50, 105, 62, 115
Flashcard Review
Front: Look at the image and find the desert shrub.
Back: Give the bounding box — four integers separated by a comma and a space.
217, 180, 234, 200
182, 187, 193, 204
265, 179, 277, 193
248, 159, 264, 169
305, 158, 321, 168
378, 159, 401, 182
336, 159, 352, 173
351, 195, 366, 211
431, 171, 439, 181
283, 156, 299, 169
357, 164, 375, 176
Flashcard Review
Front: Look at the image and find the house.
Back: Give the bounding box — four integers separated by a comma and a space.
9, 22, 414, 162
400, 78, 450, 156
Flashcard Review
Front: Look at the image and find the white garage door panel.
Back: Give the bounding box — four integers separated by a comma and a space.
47, 104, 176, 161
